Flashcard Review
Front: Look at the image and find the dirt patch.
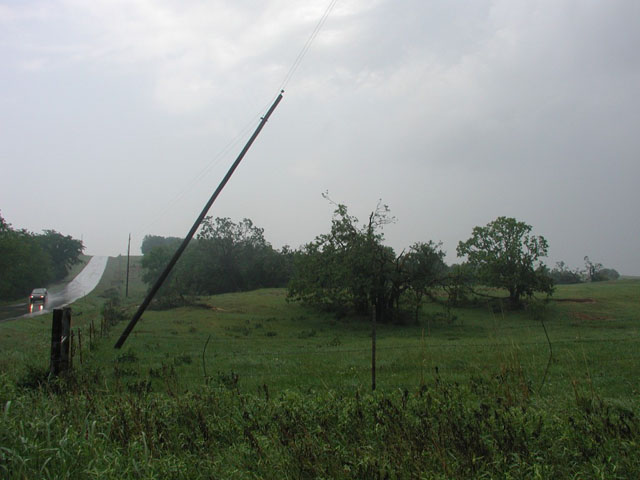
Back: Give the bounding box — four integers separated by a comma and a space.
570, 312, 612, 322
553, 298, 596, 303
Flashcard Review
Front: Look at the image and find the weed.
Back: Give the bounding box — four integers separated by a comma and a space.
218, 371, 239, 390
174, 354, 192, 366
16, 365, 51, 390
297, 329, 317, 338
116, 349, 139, 364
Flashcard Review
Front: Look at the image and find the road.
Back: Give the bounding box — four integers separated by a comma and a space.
0, 256, 109, 322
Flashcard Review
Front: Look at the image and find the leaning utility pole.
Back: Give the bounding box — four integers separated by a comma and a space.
115, 92, 284, 349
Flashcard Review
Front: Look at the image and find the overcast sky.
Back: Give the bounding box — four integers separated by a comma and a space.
1, 0, 639, 274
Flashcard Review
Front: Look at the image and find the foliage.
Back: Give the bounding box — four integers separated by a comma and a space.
551, 258, 620, 285
140, 242, 187, 308
2, 277, 640, 477
34, 230, 85, 281
457, 216, 553, 307
403, 241, 448, 320
441, 262, 476, 306
0, 227, 52, 299
189, 217, 291, 293
0, 212, 84, 300
597, 267, 620, 281
288, 199, 405, 320
140, 235, 182, 255
140, 217, 293, 305
550, 261, 583, 285
584, 256, 620, 282
0, 370, 638, 479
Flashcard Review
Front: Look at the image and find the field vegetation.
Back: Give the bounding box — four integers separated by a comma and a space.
0, 255, 638, 477
0, 207, 636, 478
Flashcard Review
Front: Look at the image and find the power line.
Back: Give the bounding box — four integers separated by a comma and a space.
279, 0, 340, 92
133, 0, 339, 240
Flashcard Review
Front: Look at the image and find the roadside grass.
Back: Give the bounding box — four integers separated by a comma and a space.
74, 280, 640, 407
0, 255, 144, 380
2, 272, 637, 403
1, 277, 639, 478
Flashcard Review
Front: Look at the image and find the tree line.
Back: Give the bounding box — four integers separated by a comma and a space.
0, 211, 84, 300
141, 199, 620, 318
550, 257, 620, 284
140, 217, 293, 308
286, 201, 552, 322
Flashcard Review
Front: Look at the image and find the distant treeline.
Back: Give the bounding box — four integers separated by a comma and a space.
141, 206, 620, 316
0, 211, 84, 300
141, 217, 293, 307
550, 257, 620, 284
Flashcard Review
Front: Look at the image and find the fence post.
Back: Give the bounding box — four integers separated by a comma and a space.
70, 330, 75, 369
78, 329, 83, 365
50, 309, 63, 375
50, 308, 72, 376
60, 308, 72, 372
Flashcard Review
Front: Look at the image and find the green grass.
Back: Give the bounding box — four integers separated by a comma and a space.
4, 276, 638, 402
1, 277, 639, 478
66, 279, 638, 406
0, 255, 144, 379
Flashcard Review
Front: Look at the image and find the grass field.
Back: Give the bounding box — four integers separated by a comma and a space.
2, 260, 639, 401
83, 277, 640, 404
0, 259, 638, 478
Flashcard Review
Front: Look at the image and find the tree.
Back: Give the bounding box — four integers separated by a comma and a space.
457, 216, 553, 308
404, 241, 448, 322
0, 211, 52, 299
550, 261, 583, 285
141, 235, 182, 255
597, 268, 620, 281
139, 217, 292, 305
288, 198, 406, 321
584, 256, 619, 281
583, 256, 603, 282
35, 230, 84, 281
140, 242, 188, 307
192, 216, 286, 293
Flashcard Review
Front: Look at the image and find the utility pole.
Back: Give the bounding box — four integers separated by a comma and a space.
372, 301, 376, 391
125, 233, 131, 298
115, 91, 284, 349
369, 213, 377, 392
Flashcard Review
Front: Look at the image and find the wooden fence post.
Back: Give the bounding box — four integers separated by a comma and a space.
78, 329, 83, 365
50, 309, 63, 375
60, 308, 72, 372
70, 330, 75, 369
50, 308, 72, 375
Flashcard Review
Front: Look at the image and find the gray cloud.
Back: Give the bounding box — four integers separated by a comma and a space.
1, 0, 638, 274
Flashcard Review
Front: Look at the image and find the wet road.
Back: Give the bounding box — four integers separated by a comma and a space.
0, 256, 109, 322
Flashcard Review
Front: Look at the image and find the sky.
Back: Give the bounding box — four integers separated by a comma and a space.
1, 0, 639, 275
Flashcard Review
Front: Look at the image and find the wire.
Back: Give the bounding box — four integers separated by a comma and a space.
135, 111, 264, 237
116, 336, 640, 358
279, 0, 340, 92
133, 0, 339, 240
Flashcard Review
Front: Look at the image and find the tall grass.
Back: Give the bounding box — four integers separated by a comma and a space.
0, 276, 638, 477
1, 367, 638, 479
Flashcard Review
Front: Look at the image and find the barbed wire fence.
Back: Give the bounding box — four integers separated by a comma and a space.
64, 313, 640, 394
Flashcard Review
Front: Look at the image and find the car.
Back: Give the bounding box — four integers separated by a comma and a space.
29, 288, 48, 305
